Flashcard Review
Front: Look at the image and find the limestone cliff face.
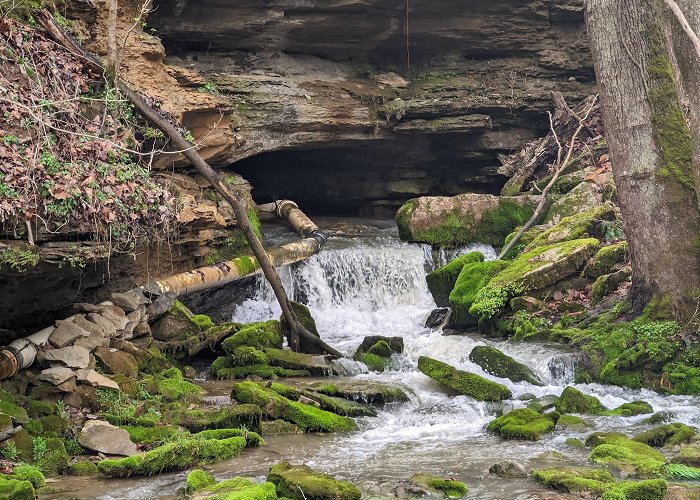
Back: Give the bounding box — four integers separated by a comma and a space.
150, 0, 595, 214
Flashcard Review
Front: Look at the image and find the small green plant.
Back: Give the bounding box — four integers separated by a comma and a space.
32, 436, 47, 462
64, 439, 83, 456
55, 401, 70, 420
1, 441, 18, 461
199, 81, 220, 95
0, 247, 40, 272
142, 127, 164, 140
601, 220, 625, 242
1, 134, 18, 145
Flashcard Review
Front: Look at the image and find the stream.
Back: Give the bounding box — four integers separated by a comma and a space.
45, 219, 700, 499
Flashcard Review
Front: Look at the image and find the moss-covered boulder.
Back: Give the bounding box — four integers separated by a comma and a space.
634, 423, 695, 448
67, 461, 99, 476
468, 346, 543, 385
354, 336, 404, 356
186, 469, 216, 494
418, 356, 512, 402
426, 252, 485, 306
487, 408, 555, 440
35, 438, 69, 476
5, 464, 45, 489
280, 301, 323, 354
469, 238, 600, 320
222, 321, 284, 353
396, 193, 537, 247
268, 461, 361, 500
410, 474, 467, 498
544, 179, 613, 223
97, 436, 247, 477
0, 477, 34, 500
602, 401, 654, 417
602, 480, 667, 500
264, 348, 334, 376
156, 367, 204, 402
591, 269, 631, 301
533, 467, 614, 495
210, 355, 309, 380
449, 260, 510, 327
525, 204, 617, 251
175, 405, 263, 433
232, 382, 356, 433
555, 387, 606, 415
191, 476, 278, 499
150, 301, 203, 342
588, 434, 666, 477
556, 414, 590, 431
585, 241, 629, 279
297, 380, 409, 405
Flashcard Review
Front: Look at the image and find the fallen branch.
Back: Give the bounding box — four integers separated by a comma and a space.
664, 0, 700, 61
497, 95, 599, 260
34, 10, 342, 357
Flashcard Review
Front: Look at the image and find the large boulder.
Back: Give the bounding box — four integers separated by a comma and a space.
395, 193, 537, 247
449, 260, 510, 328
417, 356, 512, 401
268, 461, 361, 500
78, 420, 139, 456
94, 348, 138, 377
426, 252, 484, 307
487, 408, 555, 440
469, 346, 543, 385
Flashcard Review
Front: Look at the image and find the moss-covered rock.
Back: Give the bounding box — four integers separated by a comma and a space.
411, 474, 467, 498
602, 479, 667, 500
210, 355, 309, 379
634, 423, 695, 448
121, 425, 180, 445
36, 438, 69, 476
38, 414, 69, 437
156, 368, 204, 402
0, 393, 29, 424
175, 405, 263, 433
469, 238, 600, 320
591, 269, 631, 302
556, 414, 590, 431
299, 380, 409, 405
194, 428, 265, 448
280, 301, 323, 354
268, 461, 361, 500
186, 469, 216, 494
533, 467, 614, 495
555, 387, 606, 415
426, 252, 485, 306
525, 204, 617, 251
418, 356, 512, 402
232, 382, 356, 433
586, 241, 629, 279
354, 352, 386, 372
263, 348, 333, 375
354, 336, 404, 356
0, 477, 34, 500
133, 349, 173, 375
602, 401, 654, 417
468, 346, 543, 385
222, 321, 284, 353
97, 436, 247, 477
487, 408, 555, 440
67, 461, 99, 476
230, 346, 268, 366
588, 434, 667, 476
191, 476, 278, 500
449, 260, 510, 327
395, 194, 536, 247
7, 464, 45, 489
565, 437, 586, 449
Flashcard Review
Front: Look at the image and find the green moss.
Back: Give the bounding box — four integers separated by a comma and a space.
0, 477, 34, 500
191, 314, 215, 330
67, 461, 99, 476
222, 321, 284, 353
279, 301, 320, 346
557, 415, 589, 431
411, 474, 467, 498
354, 352, 386, 372
663, 363, 700, 395
591, 270, 631, 302
602, 479, 667, 500
603, 401, 654, 417
201, 210, 262, 266
426, 252, 485, 306
526, 205, 617, 250
15, 397, 55, 419
134, 349, 173, 375
186, 469, 215, 493
586, 242, 629, 279
176, 405, 263, 433
8, 429, 32, 462
121, 425, 180, 445
565, 438, 585, 449
156, 368, 204, 402
487, 408, 555, 441
7, 464, 45, 489
267, 382, 301, 401
417, 356, 512, 402
98, 436, 246, 477
556, 387, 606, 415
213, 364, 309, 380
663, 463, 700, 480
367, 340, 393, 358
202, 477, 278, 499
38, 414, 68, 436
533, 467, 614, 495
35, 438, 68, 476
588, 434, 666, 476
232, 382, 356, 433
194, 428, 265, 447
268, 461, 361, 500
634, 423, 695, 447
468, 345, 542, 385
449, 260, 510, 327
230, 347, 269, 366
0, 394, 29, 424
23, 420, 43, 435
299, 392, 376, 418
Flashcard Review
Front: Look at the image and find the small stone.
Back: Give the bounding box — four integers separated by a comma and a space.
425, 307, 452, 329
489, 461, 528, 478
78, 420, 139, 456
63, 392, 82, 408
146, 293, 176, 323
50, 322, 90, 348
42, 346, 90, 369
132, 321, 151, 338
38, 367, 76, 385
72, 315, 106, 337
94, 348, 138, 377
55, 377, 77, 393
87, 313, 117, 337
110, 289, 148, 312
98, 305, 129, 330
73, 331, 109, 350
76, 369, 119, 390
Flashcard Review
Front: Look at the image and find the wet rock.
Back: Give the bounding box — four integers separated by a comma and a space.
555, 386, 605, 415
76, 369, 119, 390
556, 415, 590, 431
564, 437, 585, 449
634, 423, 695, 448
96, 304, 129, 330
603, 400, 654, 417
145, 293, 176, 323
487, 408, 556, 440
110, 289, 149, 313
489, 461, 528, 478
295, 379, 410, 405
93, 348, 138, 377
355, 336, 404, 355
268, 461, 361, 500
449, 260, 511, 328
585, 241, 629, 279
410, 474, 468, 498
536, 450, 567, 462
261, 419, 300, 435
0, 416, 15, 442
49, 322, 89, 348
418, 356, 512, 402
426, 252, 485, 307
425, 307, 452, 329
78, 420, 139, 456
42, 346, 90, 369
532, 467, 614, 496
469, 345, 543, 385
38, 367, 76, 386
87, 313, 117, 337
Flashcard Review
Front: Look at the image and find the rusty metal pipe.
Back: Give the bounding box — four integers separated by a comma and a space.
0, 326, 54, 379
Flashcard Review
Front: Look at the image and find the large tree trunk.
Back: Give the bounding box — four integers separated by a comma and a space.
585, 0, 700, 324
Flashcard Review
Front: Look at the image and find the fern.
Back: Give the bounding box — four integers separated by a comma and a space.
664, 463, 700, 480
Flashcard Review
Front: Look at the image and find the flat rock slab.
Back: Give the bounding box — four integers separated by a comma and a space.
97, 305, 129, 330
38, 367, 76, 385
50, 321, 90, 348
111, 289, 149, 312
87, 313, 117, 337
76, 369, 119, 390
73, 331, 109, 351
72, 315, 107, 337
43, 346, 90, 369
295, 378, 410, 405
78, 420, 139, 456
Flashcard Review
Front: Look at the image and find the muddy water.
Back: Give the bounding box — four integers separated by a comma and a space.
44, 219, 700, 499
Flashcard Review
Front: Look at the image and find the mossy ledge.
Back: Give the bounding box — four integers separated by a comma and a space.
417, 356, 512, 402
